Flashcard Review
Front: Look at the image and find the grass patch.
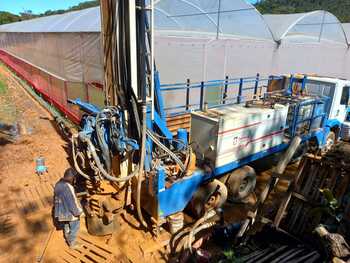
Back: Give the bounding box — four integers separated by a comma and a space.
0, 78, 7, 94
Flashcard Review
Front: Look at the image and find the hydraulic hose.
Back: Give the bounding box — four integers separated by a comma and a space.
71, 135, 91, 180
136, 104, 148, 228
146, 129, 186, 172
186, 222, 216, 252
171, 211, 216, 253
187, 210, 216, 253
79, 133, 139, 182
96, 112, 112, 172
171, 227, 192, 253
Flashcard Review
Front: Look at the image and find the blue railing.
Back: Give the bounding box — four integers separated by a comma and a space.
290, 96, 330, 138
160, 74, 284, 116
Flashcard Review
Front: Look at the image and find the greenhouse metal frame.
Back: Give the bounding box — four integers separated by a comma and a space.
1, 0, 350, 119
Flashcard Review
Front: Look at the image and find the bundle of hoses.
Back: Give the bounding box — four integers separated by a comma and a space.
146, 129, 186, 172
95, 111, 112, 173
171, 210, 217, 254
72, 133, 139, 182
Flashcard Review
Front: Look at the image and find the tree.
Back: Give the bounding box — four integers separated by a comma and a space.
255, 0, 350, 23
0, 11, 21, 25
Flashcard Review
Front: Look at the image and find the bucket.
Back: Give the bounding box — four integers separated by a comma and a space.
168, 213, 184, 234
35, 157, 47, 174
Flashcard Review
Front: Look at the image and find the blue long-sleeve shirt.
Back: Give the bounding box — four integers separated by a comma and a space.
54, 179, 82, 222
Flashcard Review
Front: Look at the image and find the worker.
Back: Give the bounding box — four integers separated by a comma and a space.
54, 168, 83, 249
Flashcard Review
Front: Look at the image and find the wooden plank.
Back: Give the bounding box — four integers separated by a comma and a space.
166, 114, 190, 122
274, 159, 308, 227
78, 244, 109, 262
168, 124, 191, 131
292, 192, 308, 202
78, 235, 114, 259
63, 249, 85, 263
166, 119, 191, 126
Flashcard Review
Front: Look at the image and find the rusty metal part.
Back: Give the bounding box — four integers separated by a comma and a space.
185, 150, 197, 176
83, 179, 123, 236
189, 179, 227, 219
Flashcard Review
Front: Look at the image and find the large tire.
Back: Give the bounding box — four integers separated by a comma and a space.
189, 179, 228, 218
222, 166, 256, 203
322, 131, 335, 154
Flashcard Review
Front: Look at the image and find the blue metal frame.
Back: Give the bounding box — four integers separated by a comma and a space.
154, 71, 166, 121
159, 75, 284, 116
152, 142, 289, 218
151, 95, 330, 219
148, 75, 341, 220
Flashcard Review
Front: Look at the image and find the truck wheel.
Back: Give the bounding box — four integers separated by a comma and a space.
189, 179, 228, 218
223, 166, 256, 203
322, 131, 335, 154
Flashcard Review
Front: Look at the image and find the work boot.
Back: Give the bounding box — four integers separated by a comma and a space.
69, 242, 83, 250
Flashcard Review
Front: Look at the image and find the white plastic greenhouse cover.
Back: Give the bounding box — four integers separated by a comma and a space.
0, 1, 272, 40
2, 2, 350, 95
342, 24, 350, 44
154, 0, 274, 40
263, 11, 348, 44
0, 7, 100, 32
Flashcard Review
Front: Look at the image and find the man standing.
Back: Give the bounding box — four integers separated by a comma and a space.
54, 168, 83, 249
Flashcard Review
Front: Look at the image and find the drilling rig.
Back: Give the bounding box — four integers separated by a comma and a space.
70, 0, 346, 242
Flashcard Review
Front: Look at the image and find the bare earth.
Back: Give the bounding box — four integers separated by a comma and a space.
0, 63, 167, 263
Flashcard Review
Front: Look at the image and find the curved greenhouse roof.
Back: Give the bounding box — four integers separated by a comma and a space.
0, 7, 100, 33
263, 11, 348, 44
342, 23, 350, 44
154, 0, 274, 40
0, 1, 273, 40
1, 3, 350, 45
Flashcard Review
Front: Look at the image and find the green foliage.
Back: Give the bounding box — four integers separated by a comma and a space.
309, 188, 342, 229
222, 250, 242, 263
0, 78, 7, 94
0, 11, 21, 25
0, 0, 100, 25
320, 188, 339, 211
255, 0, 350, 23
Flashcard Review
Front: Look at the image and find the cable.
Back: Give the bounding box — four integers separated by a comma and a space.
187, 211, 216, 253
136, 104, 148, 228
71, 135, 91, 180
79, 132, 139, 182
146, 129, 186, 171
170, 211, 216, 253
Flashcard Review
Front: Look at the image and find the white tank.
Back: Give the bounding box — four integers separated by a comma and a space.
190, 103, 289, 170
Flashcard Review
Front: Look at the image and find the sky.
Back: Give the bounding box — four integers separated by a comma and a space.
1, 0, 259, 15
0, 0, 87, 15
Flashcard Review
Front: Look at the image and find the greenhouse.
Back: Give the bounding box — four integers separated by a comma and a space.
263, 11, 348, 44
1, 0, 350, 117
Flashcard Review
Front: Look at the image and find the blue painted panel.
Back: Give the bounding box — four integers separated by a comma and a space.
153, 110, 173, 140
154, 71, 166, 121
311, 129, 327, 147
213, 143, 289, 177
155, 144, 289, 218
158, 170, 204, 218
326, 119, 341, 129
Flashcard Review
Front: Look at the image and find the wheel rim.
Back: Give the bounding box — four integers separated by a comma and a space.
325, 137, 334, 152
239, 178, 249, 193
